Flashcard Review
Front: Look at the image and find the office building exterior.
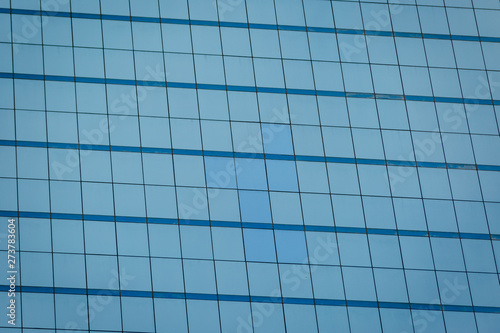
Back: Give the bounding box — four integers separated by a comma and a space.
1, 0, 500, 332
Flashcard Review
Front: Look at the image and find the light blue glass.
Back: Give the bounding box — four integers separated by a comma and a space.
116, 222, 149, 256
266, 160, 298, 192
151, 258, 184, 292
275, 230, 307, 264
215, 261, 249, 295
154, 299, 188, 333
180, 225, 213, 260
86, 255, 119, 289
374, 268, 409, 302
118, 256, 152, 291
84, 220, 117, 255
121, 297, 155, 333
183, 259, 216, 294
53, 253, 86, 288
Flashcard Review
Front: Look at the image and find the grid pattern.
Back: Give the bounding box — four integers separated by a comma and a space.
1, 0, 500, 332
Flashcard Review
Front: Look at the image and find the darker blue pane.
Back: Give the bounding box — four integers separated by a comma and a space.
244, 229, 276, 262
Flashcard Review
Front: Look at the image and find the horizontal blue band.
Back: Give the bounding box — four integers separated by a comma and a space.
398, 230, 429, 237
346, 92, 374, 98
256, 87, 287, 94
141, 147, 172, 154
51, 213, 82, 220
387, 160, 416, 167
186, 293, 218, 300
3, 210, 496, 241
160, 18, 189, 25
218, 294, 250, 302
379, 302, 410, 309
190, 20, 218, 26
251, 296, 283, 304
443, 304, 474, 312
336, 28, 364, 35
411, 303, 442, 310
136, 80, 165, 87
3, 8, 500, 45
179, 219, 210, 226
226, 85, 256, 92
83, 214, 115, 222
248, 23, 276, 30
336, 227, 366, 234
376, 93, 404, 100
17, 140, 47, 148
315, 299, 345, 306
307, 27, 336, 33
154, 292, 184, 299
477, 165, 500, 171
394, 32, 422, 38
417, 161, 447, 168
48, 142, 78, 149
56, 287, 87, 295
304, 225, 336, 232
121, 290, 152, 297
326, 157, 356, 164
3, 286, 499, 313
21, 286, 54, 293
115, 216, 146, 223
75, 77, 105, 84
131, 16, 160, 23
429, 231, 459, 238
295, 155, 325, 162
148, 217, 177, 225
45, 75, 74, 82
210, 220, 241, 228
106, 78, 135, 85
2, 71, 497, 107
100, 14, 129, 21
480, 37, 500, 43
365, 30, 393, 37
357, 158, 386, 166
317, 90, 345, 97
1, 140, 500, 175
474, 306, 500, 313
346, 300, 378, 308
367, 228, 398, 236
422, 33, 451, 40
274, 224, 304, 231
447, 163, 476, 170
219, 21, 248, 28
234, 152, 265, 159
111, 146, 141, 153
242, 222, 274, 230
265, 153, 296, 161
460, 233, 491, 240
71, 12, 100, 19
88, 289, 120, 296
284, 297, 315, 305
204, 150, 233, 157
278, 25, 306, 31
452, 35, 480, 41
18, 211, 51, 219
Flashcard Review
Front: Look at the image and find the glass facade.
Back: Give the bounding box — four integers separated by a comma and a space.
1, 0, 500, 332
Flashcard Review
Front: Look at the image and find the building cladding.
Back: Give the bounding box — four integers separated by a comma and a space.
1, 0, 500, 332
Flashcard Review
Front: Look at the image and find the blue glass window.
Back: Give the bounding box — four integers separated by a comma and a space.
275, 230, 307, 264
244, 229, 276, 262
